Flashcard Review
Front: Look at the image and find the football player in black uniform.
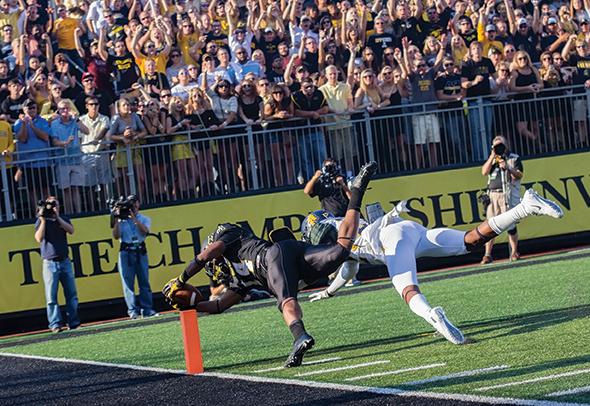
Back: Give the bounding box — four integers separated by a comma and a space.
163, 161, 377, 367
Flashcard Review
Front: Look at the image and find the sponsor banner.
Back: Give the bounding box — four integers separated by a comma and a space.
2, 152, 589, 314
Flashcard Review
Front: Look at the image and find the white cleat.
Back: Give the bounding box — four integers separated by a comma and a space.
521, 189, 564, 219
430, 307, 465, 345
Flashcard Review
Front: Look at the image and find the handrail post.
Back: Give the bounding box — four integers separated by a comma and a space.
363, 110, 376, 162
0, 158, 13, 221
477, 97, 487, 160
246, 125, 259, 190
125, 143, 137, 195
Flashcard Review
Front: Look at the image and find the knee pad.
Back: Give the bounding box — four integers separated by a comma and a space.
401, 285, 421, 303
464, 226, 494, 251
279, 297, 297, 312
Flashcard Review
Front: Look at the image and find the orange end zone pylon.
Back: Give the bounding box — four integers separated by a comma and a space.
180, 309, 204, 374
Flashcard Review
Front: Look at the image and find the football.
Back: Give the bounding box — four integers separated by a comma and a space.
171, 283, 205, 309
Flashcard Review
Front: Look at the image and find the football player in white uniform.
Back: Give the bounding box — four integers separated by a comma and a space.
305, 189, 564, 345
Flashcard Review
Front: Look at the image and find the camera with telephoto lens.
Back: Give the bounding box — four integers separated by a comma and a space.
493, 142, 507, 157
37, 200, 56, 218
108, 196, 134, 219
319, 162, 342, 185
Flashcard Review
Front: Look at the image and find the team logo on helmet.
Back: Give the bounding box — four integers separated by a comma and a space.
301, 210, 335, 242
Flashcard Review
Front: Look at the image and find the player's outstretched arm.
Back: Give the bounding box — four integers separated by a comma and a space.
310, 261, 359, 302
196, 290, 243, 314
163, 241, 227, 301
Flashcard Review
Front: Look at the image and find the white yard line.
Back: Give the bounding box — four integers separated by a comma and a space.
295, 360, 390, 377
345, 363, 446, 382
547, 385, 590, 397
2, 352, 587, 406
403, 365, 510, 386
253, 357, 342, 373
476, 368, 590, 391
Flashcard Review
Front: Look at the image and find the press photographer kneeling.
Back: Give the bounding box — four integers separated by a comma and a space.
481, 136, 523, 264
110, 195, 158, 319
304, 158, 352, 217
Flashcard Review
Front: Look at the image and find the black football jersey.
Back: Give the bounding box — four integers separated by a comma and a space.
209, 223, 272, 274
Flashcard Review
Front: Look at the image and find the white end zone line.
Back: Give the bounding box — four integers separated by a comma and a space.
344, 363, 446, 382
253, 357, 342, 373
0, 352, 186, 375
2, 352, 587, 406
476, 369, 590, 392
403, 365, 510, 386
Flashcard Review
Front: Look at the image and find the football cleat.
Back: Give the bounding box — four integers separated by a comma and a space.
350, 161, 377, 193
521, 189, 564, 219
429, 307, 465, 345
284, 333, 315, 368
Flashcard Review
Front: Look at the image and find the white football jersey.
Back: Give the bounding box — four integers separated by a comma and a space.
330, 201, 409, 265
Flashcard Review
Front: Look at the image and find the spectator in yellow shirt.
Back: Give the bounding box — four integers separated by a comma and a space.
0, 116, 14, 221
54, 6, 81, 51
0, 0, 23, 36
478, 23, 504, 57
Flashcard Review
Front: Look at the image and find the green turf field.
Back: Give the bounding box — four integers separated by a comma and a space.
2, 249, 590, 404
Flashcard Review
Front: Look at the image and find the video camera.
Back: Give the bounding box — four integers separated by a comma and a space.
319, 161, 342, 186
108, 196, 136, 219
493, 142, 507, 157
37, 200, 56, 218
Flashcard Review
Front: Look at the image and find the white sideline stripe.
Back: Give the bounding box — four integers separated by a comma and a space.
403, 365, 510, 386
253, 357, 342, 373
0, 352, 186, 375
476, 368, 590, 391
547, 385, 590, 397
344, 363, 446, 382
2, 352, 586, 406
296, 360, 390, 377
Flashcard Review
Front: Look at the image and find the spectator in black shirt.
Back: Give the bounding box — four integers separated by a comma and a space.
98, 28, 140, 97
292, 77, 329, 180
138, 58, 170, 99
267, 57, 286, 84
367, 16, 397, 66
391, 1, 422, 45
303, 157, 351, 217
461, 41, 495, 161
418, 4, 452, 45
0, 78, 27, 123
255, 27, 282, 70
561, 36, 590, 143
436, 56, 467, 162
511, 17, 540, 62
455, 15, 478, 47
299, 36, 319, 73
74, 72, 113, 116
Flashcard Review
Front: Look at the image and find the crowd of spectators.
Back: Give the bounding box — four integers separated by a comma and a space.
1, 0, 590, 218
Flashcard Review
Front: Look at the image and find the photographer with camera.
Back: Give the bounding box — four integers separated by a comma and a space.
304, 158, 352, 218
481, 136, 523, 264
111, 195, 158, 319
34, 196, 80, 333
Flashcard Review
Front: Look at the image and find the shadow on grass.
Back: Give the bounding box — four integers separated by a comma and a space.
210, 304, 590, 372
462, 303, 590, 341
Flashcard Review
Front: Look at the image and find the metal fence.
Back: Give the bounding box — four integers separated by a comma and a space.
2, 85, 590, 223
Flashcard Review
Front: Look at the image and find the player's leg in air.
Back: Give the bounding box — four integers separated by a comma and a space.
280, 161, 377, 367
464, 188, 563, 251
385, 188, 564, 344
